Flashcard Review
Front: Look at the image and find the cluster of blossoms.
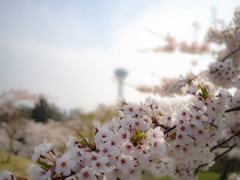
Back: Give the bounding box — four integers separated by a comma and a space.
208, 58, 240, 88
136, 74, 195, 96
3, 80, 240, 180
140, 33, 209, 54
205, 7, 240, 89
138, 7, 240, 97
1, 6, 240, 180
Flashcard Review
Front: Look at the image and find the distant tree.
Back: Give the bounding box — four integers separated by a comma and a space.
31, 97, 63, 123
31, 97, 49, 123
0, 90, 65, 162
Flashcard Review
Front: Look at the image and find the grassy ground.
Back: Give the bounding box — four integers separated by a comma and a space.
198, 172, 220, 180
142, 172, 220, 180
0, 151, 31, 179
141, 172, 219, 180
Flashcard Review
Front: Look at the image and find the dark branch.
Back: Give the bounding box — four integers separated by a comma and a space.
164, 125, 177, 134
52, 171, 75, 180
195, 144, 237, 175
194, 163, 209, 175
158, 124, 168, 130
211, 132, 239, 152
220, 46, 240, 62
214, 144, 237, 161
225, 106, 240, 113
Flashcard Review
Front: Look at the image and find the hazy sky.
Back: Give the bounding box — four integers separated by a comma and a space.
0, 0, 239, 112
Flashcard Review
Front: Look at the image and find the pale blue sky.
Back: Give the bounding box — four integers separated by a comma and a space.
0, 0, 239, 111
0, 1, 160, 48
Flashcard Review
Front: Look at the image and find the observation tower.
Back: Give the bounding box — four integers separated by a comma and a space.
114, 68, 128, 98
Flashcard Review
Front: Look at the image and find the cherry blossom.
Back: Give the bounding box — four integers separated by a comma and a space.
55, 154, 76, 176
0, 171, 17, 180
2, 5, 240, 180
31, 139, 54, 162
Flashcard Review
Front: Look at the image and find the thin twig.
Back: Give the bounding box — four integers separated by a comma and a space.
164, 125, 177, 134
194, 144, 237, 175
52, 171, 75, 180
192, 45, 240, 84
210, 132, 239, 152
225, 106, 240, 113
214, 144, 237, 161
189, 70, 207, 82
194, 163, 209, 175
220, 46, 240, 62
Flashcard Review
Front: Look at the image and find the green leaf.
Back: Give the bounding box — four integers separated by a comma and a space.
37, 160, 52, 171
77, 133, 92, 149
198, 83, 209, 99
130, 129, 146, 145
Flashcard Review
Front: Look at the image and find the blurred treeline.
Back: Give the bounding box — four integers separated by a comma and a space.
0, 89, 116, 162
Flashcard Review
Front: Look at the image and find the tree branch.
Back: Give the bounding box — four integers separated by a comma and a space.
194, 163, 209, 175
220, 45, 240, 62
210, 132, 239, 152
164, 125, 176, 134
214, 144, 237, 161
225, 106, 240, 113
52, 171, 75, 180
194, 144, 237, 175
